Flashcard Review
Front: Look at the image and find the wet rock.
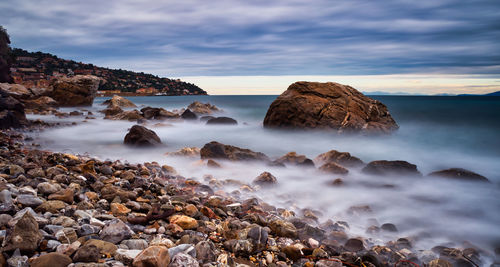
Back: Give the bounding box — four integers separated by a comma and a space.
273, 152, 315, 167
428, 259, 453, 267
428, 168, 489, 182
165, 147, 200, 157
252, 171, 277, 186
16, 194, 43, 207
195, 241, 216, 262
207, 159, 221, 168
36, 200, 66, 213
344, 238, 365, 252
101, 105, 123, 116
84, 239, 118, 255
200, 141, 269, 161
48, 188, 74, 203
362, 160, 422, 176
49, 75, 101, 106
100, 219, 134, 244
115, 249, 142, 265
283, 245, 302, 261
187, 101, 220, 114
247, 226, 268, 252
2, 212, 43, 253
132, 245, 170, 267
319, 162, 349, 174
30, 252, 73, 267
181, 109, 197, 120
103, 95, 137, 108
170, 215, 198, 230
0, 89, 26, 129
224, 239, 253, 256
169, 252, 199, 267
206, 117, 237, 125
263, 81, 398, 134
24, 96, 58, 110
107, 110, 144, 121
269, 219, 297, 238
124, 125, 162, 147
380, 223, 398, 232
314, 149, 364, 168
73, 244, 100, 262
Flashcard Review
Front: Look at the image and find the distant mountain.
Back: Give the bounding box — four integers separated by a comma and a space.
457, 91, 500, 96
10, 48, 207, 96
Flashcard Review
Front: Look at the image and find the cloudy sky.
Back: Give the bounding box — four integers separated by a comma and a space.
1, 0, 499, 94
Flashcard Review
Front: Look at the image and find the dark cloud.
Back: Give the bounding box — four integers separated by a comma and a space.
0, 0, 499, 76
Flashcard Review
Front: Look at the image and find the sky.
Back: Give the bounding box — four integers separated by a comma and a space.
1, 0, 499, 95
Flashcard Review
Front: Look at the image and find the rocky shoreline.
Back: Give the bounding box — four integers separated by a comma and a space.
0, 82, 498, 267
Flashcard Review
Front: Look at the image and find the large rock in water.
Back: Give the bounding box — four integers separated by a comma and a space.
103, 95, 137, 108
263, 81, 398, 134
124, 125, 162, 147
362, 160, 421, 176
49, 75, 101, 106
428, 168, 489, 182
200, 141, 269, 161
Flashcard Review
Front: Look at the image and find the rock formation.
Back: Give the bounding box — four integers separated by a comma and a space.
0, 26, 13, 83
49, 75, 101, 106
124, 125, 162, 147
200, 141, 269, 161
0, 88, 26, 129
263, 81, 399, 134
103, 95, 137, 108
428, 168, 489, 182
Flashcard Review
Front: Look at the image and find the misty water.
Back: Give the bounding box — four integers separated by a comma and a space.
26, 95, 500, 261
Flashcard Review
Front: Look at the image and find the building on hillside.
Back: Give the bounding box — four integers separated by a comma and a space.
136, 87, 159, 94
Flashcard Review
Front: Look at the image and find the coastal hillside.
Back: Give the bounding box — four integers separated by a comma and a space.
10, 48, 207, 96
0, 26, 13, 83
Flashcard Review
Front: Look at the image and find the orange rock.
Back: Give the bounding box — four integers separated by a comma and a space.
79, 160, 96, 174
132, 246, 170, 267
48, 188, 74, 203
169, 215, 198, 230
85, 192, 99, 201
111, 203, 131, 216
184, 204, 198, 217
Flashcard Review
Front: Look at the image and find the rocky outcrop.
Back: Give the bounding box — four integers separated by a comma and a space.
0, 27, 13, 83
314, 149, 364, 168
362, 160, 421, 176
200, 141, 269, 161
181, 109, 197, 120
206, 117, 238, 125
187, 101, 220, 114
124, 125, 162, 147
103, 95, 137, 108
263, 82, 398, 134
273, 152, 315, 167
141, 106, 180, 120
0, 88, 26, 129
253, 172, 278, 186
49, 75, 101, 106
428, 168, 489, 182
106, 110, 144, 121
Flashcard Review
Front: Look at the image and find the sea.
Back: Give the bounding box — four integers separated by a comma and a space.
26, 95, 500, 262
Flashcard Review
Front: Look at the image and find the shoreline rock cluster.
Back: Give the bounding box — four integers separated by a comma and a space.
0, 130, 491, 267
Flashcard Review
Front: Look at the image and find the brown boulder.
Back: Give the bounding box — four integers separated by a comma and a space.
103, 95, 136, 108
200, 141, 269, 161
428, 168, 489, 182
263, 81, 398, 134
2, 212, 43, 253
49, 75, 101, 106
132, 246, 170, 267
362, 160, 421, 176
124, 125, 162, 147
206, 117, 237, 125
24, 96, 58, 110
0, 89, 26, 129
141, 106, 179, 120
253, 172, 278, 186
319, 162, 349, 174
0, 83, 32, 99
274, 152, 314, 167
106, 109, 144, 121
315, 149, 364, 168
48, 188, 74, 203
187, 101, 220, 114
30, 252, 72, 267
101, 105, 123, 116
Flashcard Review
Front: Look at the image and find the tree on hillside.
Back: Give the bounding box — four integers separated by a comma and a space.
0, 26, 14, 83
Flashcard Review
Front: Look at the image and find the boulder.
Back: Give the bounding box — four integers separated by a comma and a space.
132, 246, 170, 267
0, 89, 26, 129
30, 252, 72, 267
253, 172, 278, 186
206, 117, 237, 125
263, 81, 398, 134
101, 105, 123, 116
362, 160, 421, 176
0, 83, 32, 99
141, 106, 179, 120
428, 168, 489, 182
200, 141, 269, 161
49, 75, 101, 106
187, 101, 220, 114
2, 211, 43, 253
106, 109, 144, 121
181, 109, 197, 120
314, 149, 364, 168
103, 95, 136, 108
274, 152, 314, 167
319, 162, 349, 175
124, 125, 162, 147
24, 96, 58, 110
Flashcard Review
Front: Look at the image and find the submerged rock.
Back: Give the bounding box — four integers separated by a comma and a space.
181, 109, 197, 120
319, 162, 349, 174
200, 141, 269, 161
274, 152, 314, 167
428, 168, 489, 182
362, 160, 421, 176
314, 149, 364, 168
263, 81, 398, 134
253, 172, 278, 186
49, 75, 101, 106
206, 117, 237, 125
187, 101, 220, 114
103, 95, 137, 108
124, 125, 162, 147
